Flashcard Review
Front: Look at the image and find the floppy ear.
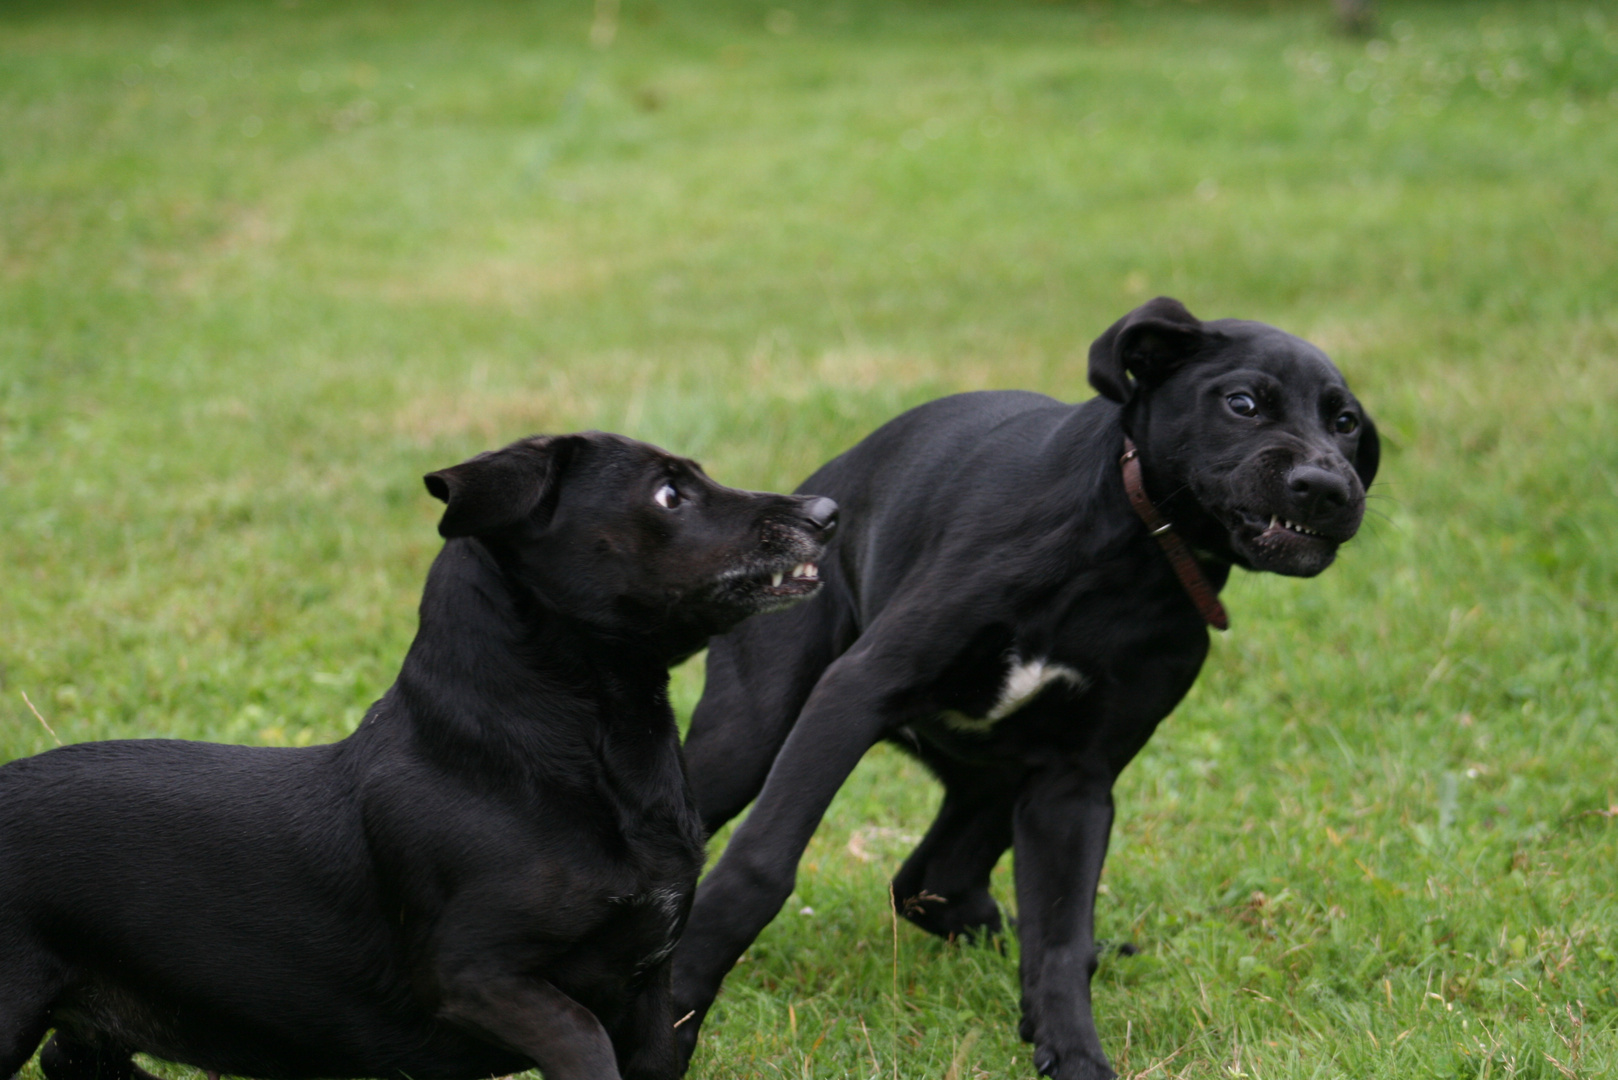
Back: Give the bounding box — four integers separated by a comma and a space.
424, 435, 576, 539
1352, 413, 1380, 489
1087, 296, 1209, 404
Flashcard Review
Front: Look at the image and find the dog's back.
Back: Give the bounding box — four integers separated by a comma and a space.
0, 739, 487, 1078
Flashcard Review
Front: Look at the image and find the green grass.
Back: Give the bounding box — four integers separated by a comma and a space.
3, 0, 1617, 1076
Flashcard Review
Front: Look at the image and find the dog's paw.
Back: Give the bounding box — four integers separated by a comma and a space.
1030, 1044, 1117, 1080
896, 886, 1004, 943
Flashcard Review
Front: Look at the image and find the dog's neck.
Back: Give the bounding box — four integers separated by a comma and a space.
1119, 436, 1229, 630
385, 540, 680, 758
1040, 402, 1232, 626
357, 539, 701, 863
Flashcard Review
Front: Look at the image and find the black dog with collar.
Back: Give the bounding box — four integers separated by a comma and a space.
671, 298, 1378, 1079
0, 432, 836, 1080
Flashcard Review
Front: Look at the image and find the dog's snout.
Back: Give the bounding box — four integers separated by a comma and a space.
800, 496, 839, 538
1285, 464, 1352, 517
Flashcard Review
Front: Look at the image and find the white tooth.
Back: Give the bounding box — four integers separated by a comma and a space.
1270, 515, 1279, 530
771, 572, 784, 587
804, 563, 818, 579
792, 563, 806, 578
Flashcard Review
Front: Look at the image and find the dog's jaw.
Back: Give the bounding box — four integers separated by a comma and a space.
1169, 445, 1365, 580
1221, 507, 1351, 577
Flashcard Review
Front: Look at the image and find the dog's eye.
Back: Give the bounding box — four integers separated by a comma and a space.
654, 483, 681, 509
1227, 393, 1258, 417
1334, 411, 1360, 435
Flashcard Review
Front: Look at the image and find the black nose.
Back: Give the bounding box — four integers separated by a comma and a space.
1286, 464, 1351, 518
800, 496, 839, 538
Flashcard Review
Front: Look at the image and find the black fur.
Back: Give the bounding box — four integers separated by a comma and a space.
0, 431, 837, 1080
670, 299, 1378, 1079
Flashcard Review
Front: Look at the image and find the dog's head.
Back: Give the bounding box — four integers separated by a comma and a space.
1090, 297, 1378, 577
424, 432, 837, 656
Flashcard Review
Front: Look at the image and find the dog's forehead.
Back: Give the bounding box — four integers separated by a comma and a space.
1205, 320, 1347, 390
575, 431, 686, 474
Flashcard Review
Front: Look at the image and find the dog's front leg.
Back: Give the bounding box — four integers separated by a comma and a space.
670, 645, 903, 1069
615, 962, 681, 1080
1012, 765, 1117, 1080
437, 964, 620, 1080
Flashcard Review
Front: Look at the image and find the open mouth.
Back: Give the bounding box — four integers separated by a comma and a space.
1224, 508, 1348, 577
760, 561, 821, 597
1257, 515, 1332, 541
1226, 506, 1346, 546
717, 557, 824, 614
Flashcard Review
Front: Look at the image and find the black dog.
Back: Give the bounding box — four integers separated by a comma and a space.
671, 298, 1378, 1079
0, 432, 837, 1080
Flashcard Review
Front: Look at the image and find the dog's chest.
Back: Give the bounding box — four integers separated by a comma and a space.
607, 885, 688, 973
600, 778, 702, 974
939, 654, 1089, 733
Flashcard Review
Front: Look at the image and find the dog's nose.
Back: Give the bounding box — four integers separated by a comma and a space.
1286, 464, 1351, 518
801, 496, 839, 538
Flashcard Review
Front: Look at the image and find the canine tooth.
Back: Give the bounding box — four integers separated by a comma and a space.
771, 572, 784, 587
803, 563, 818, 579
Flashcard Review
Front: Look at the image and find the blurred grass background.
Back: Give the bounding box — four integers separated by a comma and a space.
2, 0, 1616, 1077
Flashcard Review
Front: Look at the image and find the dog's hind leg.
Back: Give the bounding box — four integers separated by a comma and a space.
891, 764, 1018, 943
39, 1035, 162, 1080
683, 600, 851, 836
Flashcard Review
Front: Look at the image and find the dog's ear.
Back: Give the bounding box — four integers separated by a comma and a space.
1088, 296, 1209, 403
424, 435, 577, 539
1352, 413, 1380, 489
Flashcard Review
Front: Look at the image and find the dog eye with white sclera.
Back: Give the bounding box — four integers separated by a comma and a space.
654, 483, 681, 509
1226, 393, 1258, 417
1334, 412, 1360, 434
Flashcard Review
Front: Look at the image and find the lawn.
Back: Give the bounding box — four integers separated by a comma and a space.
2, 0, 1616, 1077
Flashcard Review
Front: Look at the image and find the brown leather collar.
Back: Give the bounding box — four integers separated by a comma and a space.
1119, 436, 1229, 631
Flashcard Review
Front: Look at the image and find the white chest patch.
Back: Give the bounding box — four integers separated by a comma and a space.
942, 655, 1089, 733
